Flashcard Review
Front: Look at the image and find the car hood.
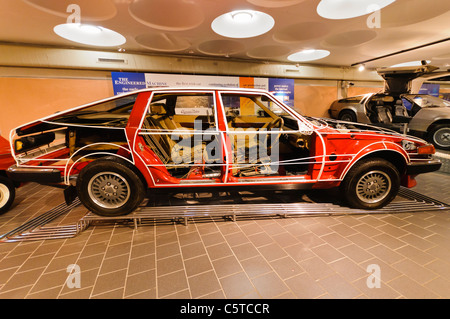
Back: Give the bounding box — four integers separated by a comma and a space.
309, 116, 426, 142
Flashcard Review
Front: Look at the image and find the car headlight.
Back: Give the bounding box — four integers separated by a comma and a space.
401, 140, 417, 151
401, 140, 435, 155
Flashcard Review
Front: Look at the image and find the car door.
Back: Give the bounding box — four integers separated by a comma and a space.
217, 90, 322, 186
135, 90, 224, 186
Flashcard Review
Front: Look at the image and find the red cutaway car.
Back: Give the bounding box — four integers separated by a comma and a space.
6, 87, 441, 216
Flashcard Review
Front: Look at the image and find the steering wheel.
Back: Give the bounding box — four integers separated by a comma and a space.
262, 117, 284, 152
265, 117, 284, 131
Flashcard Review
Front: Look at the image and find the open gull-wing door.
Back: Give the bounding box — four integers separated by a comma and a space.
377, 65, 439, 94
410, 70, 450, 94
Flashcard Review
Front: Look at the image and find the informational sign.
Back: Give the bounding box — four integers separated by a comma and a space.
111, 72, 295, 107
269, 78, 294, 107
111, 72, 146, 95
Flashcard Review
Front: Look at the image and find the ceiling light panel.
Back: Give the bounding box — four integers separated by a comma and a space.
390, 60, 431, 67
211, 10, 275, 39
54, 23, 126, 47
287, 49, 330, 62
317, 0, 396, 20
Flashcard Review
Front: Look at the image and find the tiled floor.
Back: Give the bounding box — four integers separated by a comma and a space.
0, 170, 449, 299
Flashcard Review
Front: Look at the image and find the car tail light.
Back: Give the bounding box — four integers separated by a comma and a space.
417, 144, 435, 155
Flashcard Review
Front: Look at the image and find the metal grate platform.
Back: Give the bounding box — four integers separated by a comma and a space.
0, 198, 87, 243
1, 187, 449, 242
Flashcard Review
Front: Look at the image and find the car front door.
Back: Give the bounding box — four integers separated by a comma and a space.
217, 90, 321, 186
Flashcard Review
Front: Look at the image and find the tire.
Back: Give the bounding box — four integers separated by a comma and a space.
340, 158, 400, 210
76, 158, 145, 216
428, 124, 450, 151
338, 110, 357, 122
0, 175, 15, 215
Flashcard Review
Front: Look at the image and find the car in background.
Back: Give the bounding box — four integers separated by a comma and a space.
329, 64, 450, 150
6, 87, 441, 217
329, 92, 450, 150
0, 135, 17, 214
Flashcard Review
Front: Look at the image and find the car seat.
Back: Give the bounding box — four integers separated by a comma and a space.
375, 100, 392, 124
394, 100, 409, 117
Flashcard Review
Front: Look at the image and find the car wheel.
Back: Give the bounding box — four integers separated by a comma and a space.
428, 124, 450, 151
338, 110, 356, 122
77, 158, 145, 216
340, 158, 400, 210
0, 175, 15, 215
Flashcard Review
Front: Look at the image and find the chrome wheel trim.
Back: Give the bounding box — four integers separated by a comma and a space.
356, 170, 391, 204
433, 127, 450, 148
87, 171, 131, 209
0, 184, 9, 208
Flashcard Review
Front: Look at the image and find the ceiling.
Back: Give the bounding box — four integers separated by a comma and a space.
1, 0, 450, 70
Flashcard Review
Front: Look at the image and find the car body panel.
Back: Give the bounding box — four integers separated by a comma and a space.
409, 106, 450, 133
6, 88, 440, 207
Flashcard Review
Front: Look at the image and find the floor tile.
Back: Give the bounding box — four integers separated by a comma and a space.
251, 272, 289, 298
0, 171, 449, 299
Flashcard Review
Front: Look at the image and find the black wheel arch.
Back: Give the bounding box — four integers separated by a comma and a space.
346, 150, 407, 177
427, 119, 450, 132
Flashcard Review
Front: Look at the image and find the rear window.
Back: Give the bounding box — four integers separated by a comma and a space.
48, 93, 138, 128
339, 96, 363, 103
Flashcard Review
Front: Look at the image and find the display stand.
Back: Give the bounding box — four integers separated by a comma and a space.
1, 187, 449, 242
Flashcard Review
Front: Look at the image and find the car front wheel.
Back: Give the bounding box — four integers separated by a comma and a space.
340, 158, 400, 210
0, 175, 15, 215
77, 158, 145, 217
428, 124, 450, 151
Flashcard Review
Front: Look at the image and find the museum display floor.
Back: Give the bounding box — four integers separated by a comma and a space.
0, 170, 449, 299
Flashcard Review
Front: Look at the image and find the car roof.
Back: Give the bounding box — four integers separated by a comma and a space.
12, 86, 280, 134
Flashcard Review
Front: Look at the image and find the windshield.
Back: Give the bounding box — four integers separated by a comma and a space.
404, 94, 450, 108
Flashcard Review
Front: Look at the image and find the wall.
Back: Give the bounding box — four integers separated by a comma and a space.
294, 85, 338, 118
0, 77, 113, 138
0, 70, 384, 139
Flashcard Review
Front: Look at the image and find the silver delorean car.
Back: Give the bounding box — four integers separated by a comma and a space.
329, 65, 450, 150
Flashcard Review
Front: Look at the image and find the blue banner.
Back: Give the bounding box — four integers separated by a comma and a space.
111, 72, 146, 95
268, 78, 295, 107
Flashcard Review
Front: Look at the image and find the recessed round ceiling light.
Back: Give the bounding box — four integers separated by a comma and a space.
54, 23, 126, 47
390, 60, 431, 67
231, 11, 254, 23
287, 49, 330, 62
317, 0, 396, 20
211, 10, 274, 38
79, 25, 102, 34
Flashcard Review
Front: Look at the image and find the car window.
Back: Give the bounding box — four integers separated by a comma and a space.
339, 96, 363, 103
145, 92, 216, 130
48, 93, 138, 128
221, 93, 296, 129
405, 94, 450, 108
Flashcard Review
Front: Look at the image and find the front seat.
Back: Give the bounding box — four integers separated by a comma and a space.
375, 100, 392, 124
394, 100, 409, 117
